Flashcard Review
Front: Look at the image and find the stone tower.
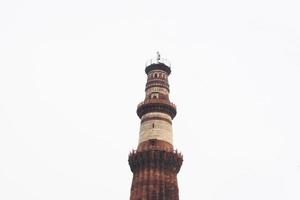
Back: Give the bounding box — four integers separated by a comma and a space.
129, 53, 183, 200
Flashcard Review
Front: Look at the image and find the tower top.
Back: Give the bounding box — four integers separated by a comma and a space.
145, 52, 171, 75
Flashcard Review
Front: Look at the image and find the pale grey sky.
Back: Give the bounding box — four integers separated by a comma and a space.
0, 0, 299, 199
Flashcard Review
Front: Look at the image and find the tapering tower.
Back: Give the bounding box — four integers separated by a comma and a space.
129, 53, 183, 200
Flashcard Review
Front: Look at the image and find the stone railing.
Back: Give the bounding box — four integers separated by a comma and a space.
145, 58, 171, 68
137, 99, 177, 119
137, 99, 176, 109
128, 149, 183, 173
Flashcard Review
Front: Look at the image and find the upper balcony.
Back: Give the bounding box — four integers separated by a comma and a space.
145, 57, 171, 75
145, 57, 171, 68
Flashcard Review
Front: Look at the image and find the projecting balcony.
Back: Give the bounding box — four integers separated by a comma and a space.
145, 58, 171, 75
128, 149, 183, 173
136, 99, 177, 119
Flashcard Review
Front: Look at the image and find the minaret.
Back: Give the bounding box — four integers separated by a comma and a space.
129, 53, 183, 200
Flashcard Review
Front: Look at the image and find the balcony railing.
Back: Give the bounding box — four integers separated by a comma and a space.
145, 58, 171, 68
137, 99, 176, 109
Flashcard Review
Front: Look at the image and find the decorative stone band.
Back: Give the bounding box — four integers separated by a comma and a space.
146, 86, 169, 96
147, 70, 169, 81
145, 63, 171, 75
146, 80, 169, 92
128, 150, 183, 173
137, 99, 177, 119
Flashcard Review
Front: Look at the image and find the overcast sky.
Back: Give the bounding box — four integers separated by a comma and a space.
0, 0, 300, 199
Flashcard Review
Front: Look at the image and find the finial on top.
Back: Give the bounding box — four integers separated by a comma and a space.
156, 51, 161, 63
145, 52, 171, 74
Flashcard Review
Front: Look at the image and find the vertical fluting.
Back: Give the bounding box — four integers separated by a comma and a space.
129, 60, 183, 200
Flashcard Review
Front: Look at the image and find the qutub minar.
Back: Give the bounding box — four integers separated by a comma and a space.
128, 53, 183, 200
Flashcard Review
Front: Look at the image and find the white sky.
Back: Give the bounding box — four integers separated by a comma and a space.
0, 0, 300, 199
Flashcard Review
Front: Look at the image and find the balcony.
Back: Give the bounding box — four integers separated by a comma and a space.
137, 99, 177, 119
145, 58, 171, 75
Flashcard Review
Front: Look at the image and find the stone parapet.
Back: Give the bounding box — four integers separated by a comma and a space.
128, 150, 183, 174
137, 99, 177, 119
145, 63, 171, 75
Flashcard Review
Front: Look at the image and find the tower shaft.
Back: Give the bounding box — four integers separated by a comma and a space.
129, 59, 183, 200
